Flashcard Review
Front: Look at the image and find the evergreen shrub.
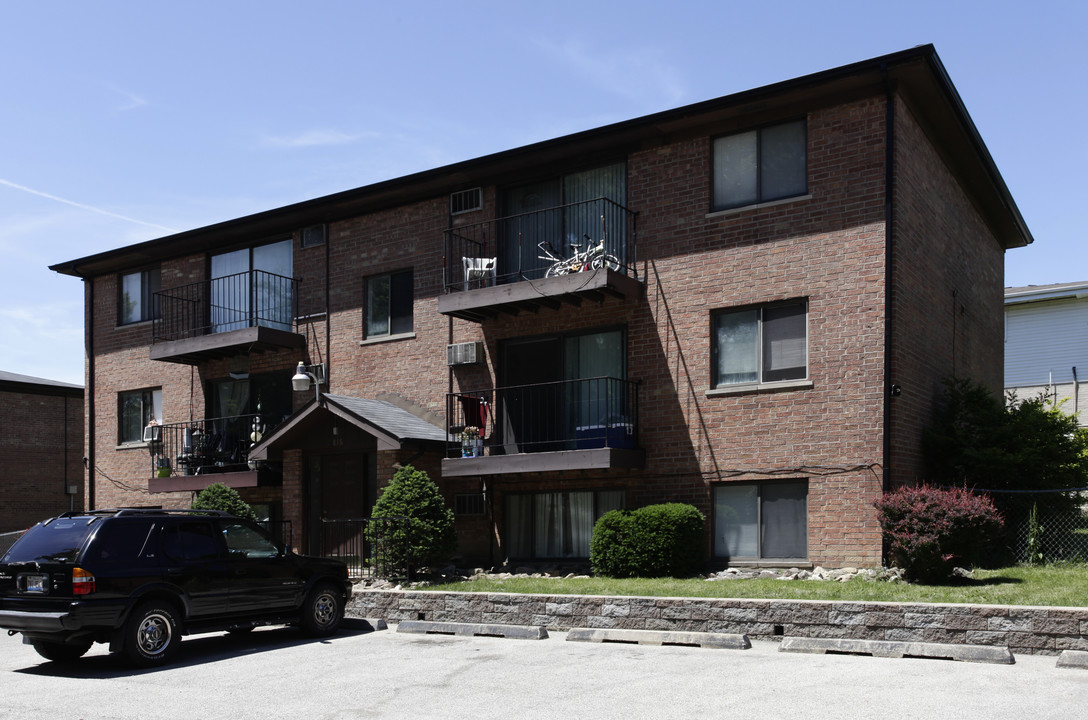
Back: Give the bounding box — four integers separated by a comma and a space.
590, 503, 705, 578
191, 482, 257, 521
367, 465, 456, 577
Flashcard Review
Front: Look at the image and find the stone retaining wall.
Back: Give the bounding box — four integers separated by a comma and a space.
347, 590, 1088, 656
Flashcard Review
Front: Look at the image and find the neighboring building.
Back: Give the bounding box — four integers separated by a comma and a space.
1005, 282, 1088, 426
0, 371, 84, 532
50, 45, 1031, 569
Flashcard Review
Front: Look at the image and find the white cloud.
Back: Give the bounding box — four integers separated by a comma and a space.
109, 86, 148, 113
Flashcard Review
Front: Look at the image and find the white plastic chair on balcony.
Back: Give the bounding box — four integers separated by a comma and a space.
462, 257, 497, 291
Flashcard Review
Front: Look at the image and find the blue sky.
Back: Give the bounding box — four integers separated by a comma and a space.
1, 1, 1084, 385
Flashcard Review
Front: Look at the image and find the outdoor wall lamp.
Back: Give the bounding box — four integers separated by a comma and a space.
292, 361, 326, 403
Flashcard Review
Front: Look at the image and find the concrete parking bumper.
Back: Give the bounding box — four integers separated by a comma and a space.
779, 636, 1015, 664
396, 620, 548, 639
566, 627, 751, 649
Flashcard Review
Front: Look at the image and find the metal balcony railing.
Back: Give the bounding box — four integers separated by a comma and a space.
152, 269, 298, 343
446, 376, 639, 458
443, 197, 637, 292
147, 413, 276, 478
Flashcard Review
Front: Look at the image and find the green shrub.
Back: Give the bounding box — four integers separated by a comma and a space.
874, 485, 1004, 583
191, 482, 256, 521
590, 503, 706, 578
367, 465, 456, 577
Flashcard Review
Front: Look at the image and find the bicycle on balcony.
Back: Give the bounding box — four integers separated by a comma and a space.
537, 235, 622, 278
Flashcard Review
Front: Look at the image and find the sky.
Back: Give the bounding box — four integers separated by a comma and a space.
1, 1, 1085, 386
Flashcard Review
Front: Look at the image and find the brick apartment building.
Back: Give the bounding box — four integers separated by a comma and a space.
0, 371, 84, 532
51, 46, 1031, 569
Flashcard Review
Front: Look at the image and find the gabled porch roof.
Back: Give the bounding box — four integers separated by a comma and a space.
248, 393, 447, 459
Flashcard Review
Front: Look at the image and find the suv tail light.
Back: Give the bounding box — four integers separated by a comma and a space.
72, 567, 95, 595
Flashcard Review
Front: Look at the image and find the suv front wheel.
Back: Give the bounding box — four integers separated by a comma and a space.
124, 601, 180, 666
300, 583, 344, 636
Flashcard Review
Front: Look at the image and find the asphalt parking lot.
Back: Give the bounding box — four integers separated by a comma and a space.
2, 620, 1085, 719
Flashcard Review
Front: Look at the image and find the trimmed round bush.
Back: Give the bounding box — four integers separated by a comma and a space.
874, 485, 1003, 583
367, 465, 456, 577
191, 482, 256, 521
590, 503, 706, 578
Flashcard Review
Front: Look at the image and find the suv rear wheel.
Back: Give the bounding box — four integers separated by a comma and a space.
300, 583, 344, 636
124, 601, 180, 666
33, 641, 93, 663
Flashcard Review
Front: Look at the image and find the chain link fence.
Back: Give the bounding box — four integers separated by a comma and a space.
978, 489, 1088, 564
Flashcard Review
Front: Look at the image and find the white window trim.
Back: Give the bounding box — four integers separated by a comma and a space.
706, 379, 813, 397
705, 193, 813, 219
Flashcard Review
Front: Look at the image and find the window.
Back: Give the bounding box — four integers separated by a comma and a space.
365, 270, 413, 338
450, 188, 482, 215
119, 268, 160, 324
713, 481, 807, 560
454, 493, 486, 516
505, 490, 624, 559
712, 119, 806, 210
210, 239, 293, 333
712, 300, 807, 388
119, 388, 162, 444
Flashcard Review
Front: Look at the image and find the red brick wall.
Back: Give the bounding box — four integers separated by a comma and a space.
0, 387, 83, 531
889, 97, 1007, 485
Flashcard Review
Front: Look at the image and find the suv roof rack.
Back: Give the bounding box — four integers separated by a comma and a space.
48, 508, 234, 521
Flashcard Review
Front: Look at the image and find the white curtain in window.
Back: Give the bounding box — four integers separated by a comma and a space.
716, 310, 759, 385
713, 131, 758, 209
714, 484, 759, 558
760, 481, 807, 558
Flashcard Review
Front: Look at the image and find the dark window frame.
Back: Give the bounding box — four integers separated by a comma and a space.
118, 387, 162, 444
363, 269, 414, 339
712, 479, 809, 561
710, 298, 808, 388
118, 267, 161, 325
711, 118, 808, 212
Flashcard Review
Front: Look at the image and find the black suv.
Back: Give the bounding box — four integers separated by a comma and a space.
0, 509, 351, 666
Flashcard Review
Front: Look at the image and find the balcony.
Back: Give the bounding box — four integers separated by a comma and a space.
437, 198, 642, 322
442, 377, 644, 477
146, 413, 282, 493
150, 270, 304, 364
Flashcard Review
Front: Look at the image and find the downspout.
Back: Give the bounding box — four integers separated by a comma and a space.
75, 270, 95, 511
881, 66, 896, 494
1073, 366, 1079, 420
325, 226, 331, 387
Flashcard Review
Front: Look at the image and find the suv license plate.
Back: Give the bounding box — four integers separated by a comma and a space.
23, 574, 48, 593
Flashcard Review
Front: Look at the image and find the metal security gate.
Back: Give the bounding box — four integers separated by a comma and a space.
320, 517, 408, 579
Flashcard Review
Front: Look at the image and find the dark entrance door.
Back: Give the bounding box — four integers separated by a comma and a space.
306, 453, 370, 556
500, 337, 563, 453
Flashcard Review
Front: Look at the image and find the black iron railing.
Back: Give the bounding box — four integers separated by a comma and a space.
320, 517, 409, 579
152, 269, 298, 342
446, 376, 639, 457
443, 197, 637, 292
147, 413, 275, 478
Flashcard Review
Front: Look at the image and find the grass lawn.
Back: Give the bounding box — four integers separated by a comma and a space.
422, 565, 1088, 607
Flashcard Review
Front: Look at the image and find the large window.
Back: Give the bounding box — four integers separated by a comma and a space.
505, 490, 624, 559
365, 269, 413, 339
712, 300, 807, 388
119, 268, 160, 325
712, 119, 806, 211
714, 481, 807, 560
119, 388, 162, 444
210, 239, 293, 333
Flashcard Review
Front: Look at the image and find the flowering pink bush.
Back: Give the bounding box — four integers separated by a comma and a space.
874, 485, 1003, 583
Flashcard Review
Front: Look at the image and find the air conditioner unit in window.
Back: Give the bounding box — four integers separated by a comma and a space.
447, 341, 483, 366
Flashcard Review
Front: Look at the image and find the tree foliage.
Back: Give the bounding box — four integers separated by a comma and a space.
923, 378, 1088, 502
367, 465, 456, 576
191, 482, 257, 521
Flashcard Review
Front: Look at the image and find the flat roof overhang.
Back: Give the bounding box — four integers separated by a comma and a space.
149, 326, 306, 365
148, 470, 259, 494
441, 447, 645, 478
438, 267, 644, 322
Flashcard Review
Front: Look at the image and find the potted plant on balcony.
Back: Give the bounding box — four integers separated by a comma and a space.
461, 426, 482, 458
